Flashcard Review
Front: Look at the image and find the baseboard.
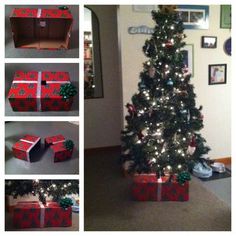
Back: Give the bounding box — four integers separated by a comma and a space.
84, 145, 121, 155
213, 157, 231, 165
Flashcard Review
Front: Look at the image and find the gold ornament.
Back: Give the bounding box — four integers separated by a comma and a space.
159, 5, 177, 14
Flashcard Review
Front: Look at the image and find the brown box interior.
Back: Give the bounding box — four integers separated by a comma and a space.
10, 17, 72, 49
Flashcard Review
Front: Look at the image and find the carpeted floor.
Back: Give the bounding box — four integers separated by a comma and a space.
84, 147, 231, 231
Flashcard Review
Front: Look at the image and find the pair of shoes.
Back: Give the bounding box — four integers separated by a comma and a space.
211, 162, 226, 173
192, 162, 212, 178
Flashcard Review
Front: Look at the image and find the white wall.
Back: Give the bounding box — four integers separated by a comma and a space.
84, 5, 122, 149
118, 5, 231, 159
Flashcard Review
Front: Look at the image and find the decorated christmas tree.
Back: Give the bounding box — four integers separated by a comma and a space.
5, 180, 79, 205
121, 5, 210, 182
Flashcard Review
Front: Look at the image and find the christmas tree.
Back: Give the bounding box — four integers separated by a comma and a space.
121, 5, 210, 181
5, 180, 79, 205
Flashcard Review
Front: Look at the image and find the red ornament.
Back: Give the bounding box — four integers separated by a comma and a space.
126, 103, 136, 116
200, 114, 204, 120
190, 136, 196, 147
165, 40, 173, 48
138, 131, 144, 140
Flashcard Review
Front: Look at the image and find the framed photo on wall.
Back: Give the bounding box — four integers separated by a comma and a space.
208, 64, 227, 85
220, 5, 231, 28
176, 5, 209, 29
201, 36, 217, 48
181, 44, 194, 76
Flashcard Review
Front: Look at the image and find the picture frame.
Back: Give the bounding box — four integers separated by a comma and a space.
176, 5, 209, 29
181, 44, 194, 77
220, 5, 231, 28
208, 64, 227, 85
201, 36, 217, 48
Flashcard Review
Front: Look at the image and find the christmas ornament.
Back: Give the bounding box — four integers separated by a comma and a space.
59, 197, 73, 209
148, 67, 156, 78
126, 103, 136, 117
165, 40, 174, 48
177, 171, 191, 185
180, 109, 187, 114
138, 131, 144, 140
64, 140, 74, 151
167, 79, 174, 86
59, 83, 77, 100
187, 136, 196, 155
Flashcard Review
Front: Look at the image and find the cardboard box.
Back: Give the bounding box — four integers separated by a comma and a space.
8, 71, 75, 112
10, 8, 73, 50
12, 135, 41, 162
131, 174, 189, 201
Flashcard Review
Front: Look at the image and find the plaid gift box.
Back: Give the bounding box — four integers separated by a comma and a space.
8, 71, 75, 112
50, 141, 73, 162
12, 135, 41, 162
44, 134, 65, 148
13, 201, 41, 228
10, 8, 73, 50
44, 202, 72, 227
13, 201, 72, 228
131, 174, 189, 201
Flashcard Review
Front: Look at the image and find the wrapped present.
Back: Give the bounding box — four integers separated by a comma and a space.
50, 140, 74, 162
13, 201, 41, 228
44, 202, 72, 227
13, 201, 72, 228
8, 71, 77, 112
10, 8, 73, 50
44, 134, 65, 148
131, 174, 189, 201
12, 135, 41, 161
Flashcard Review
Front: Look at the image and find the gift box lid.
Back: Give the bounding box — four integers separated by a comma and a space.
50, 141, 68, 153
15, 201, 41, 209
11, 8, 73, 19
45, 134, 65, 144
13, 135, 40, 152
133, 173, 157, 183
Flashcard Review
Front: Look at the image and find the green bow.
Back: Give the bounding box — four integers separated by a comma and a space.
64, 140, 74, 151
59, 197, 73, 209
177, 171, 191, 185
59, 83, 77, 100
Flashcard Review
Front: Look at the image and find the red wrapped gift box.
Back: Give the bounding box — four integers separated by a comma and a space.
10, 8, 73, 50
50, 141, 73, 162
12, 135, 41, 162
44, 202, 72, 227
131, 174, 189, 201
44, 134, 65, 148
8, 71, 75, 112
13, 201, 41, 228
13, 201, 72, 228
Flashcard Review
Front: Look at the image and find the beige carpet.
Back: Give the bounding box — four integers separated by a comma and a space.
85, 147, 231, 231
